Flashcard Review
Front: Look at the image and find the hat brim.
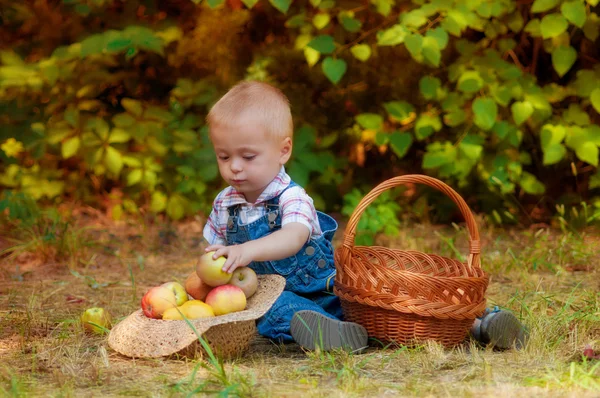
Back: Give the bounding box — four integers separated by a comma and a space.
108, 274, 286, 358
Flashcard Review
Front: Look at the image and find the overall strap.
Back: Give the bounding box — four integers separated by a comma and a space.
263, 180, 298, 207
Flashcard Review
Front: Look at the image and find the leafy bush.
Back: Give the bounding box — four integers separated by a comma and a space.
1, 0, 599, 225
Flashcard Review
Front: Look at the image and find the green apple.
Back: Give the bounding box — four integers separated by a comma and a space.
81, 307, 112, 334
230, 267, 258, 298
196, 251, 232, 287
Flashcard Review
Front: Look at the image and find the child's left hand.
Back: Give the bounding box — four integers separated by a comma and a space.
205, 244, 254, 274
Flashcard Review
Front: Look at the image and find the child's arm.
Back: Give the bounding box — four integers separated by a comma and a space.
205, 222, 310, 273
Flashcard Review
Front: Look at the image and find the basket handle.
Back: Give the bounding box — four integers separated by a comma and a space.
342, 175, 481, 269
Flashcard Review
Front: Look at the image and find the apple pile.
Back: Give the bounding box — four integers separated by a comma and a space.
140, 251, 259, 320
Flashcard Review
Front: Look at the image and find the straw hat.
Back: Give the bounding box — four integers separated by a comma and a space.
108, 274, 286, 358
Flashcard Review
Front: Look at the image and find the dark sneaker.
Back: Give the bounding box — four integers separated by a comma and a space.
471, 307, 528, 350
290, 310, 369, 353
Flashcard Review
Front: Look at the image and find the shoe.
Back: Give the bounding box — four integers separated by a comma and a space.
290, 310, 369, 353
471, 306, 528, 350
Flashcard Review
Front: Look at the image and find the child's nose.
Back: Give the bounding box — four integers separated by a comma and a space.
230, 158, 243, 173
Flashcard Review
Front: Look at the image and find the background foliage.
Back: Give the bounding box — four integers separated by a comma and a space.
2, 0, 600, 242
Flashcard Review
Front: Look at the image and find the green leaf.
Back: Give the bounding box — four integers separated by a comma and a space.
541, 124, 566, 148
127, 169, 143, 186
104, 146, 123, 175
404, 34, 423, 59
457, 71, 484, 93
307, 35, 336, 54
61, 136, 80, 159
511, 101, 534, 126
472, 97, 498, 131
122, 98, 143, 117
144, 106, 174, 123
350, 44, 371, 61
520, 172, 546, 194
459, 141, 483, 161
376, 25, 408, 46
371, 0, 393, 15
419, 76, 441, 100
426, 27, 449, 49
242, 0, 259, 8
563, 104, 590, 125
313, 13, 330, 29
304, 47, 320, 67
540, 13, 569, 38
340, 14, 362, 32
507, 11, 525, 32
543, 143, 567, 165
384, 101, 415, 122
356, 113, 383, 130
286, 14, 307, 28
64, 106, 79, 128
525, 19, 542, 37
443, 108, 466, 127
422, 37, 441, 67
322, 57, 347, 84
166, 195, 186, 220
270, 0, 292, 13
590, 88, 600, 114
415, 113, 442, 140
389, 132, 413, 158
108, 128, 131, 144
113, 113, 136, 128
401, 9, 427, 28
576, 142, 599, 166
561, 1, 587, 28
532, 0, 560, 13
552, 45, 577, 77
422, 142, 456, 169
583, 13, 600, 41
151, 191, 167, 213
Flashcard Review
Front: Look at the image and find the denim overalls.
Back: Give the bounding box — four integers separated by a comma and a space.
225, 181, 344, 342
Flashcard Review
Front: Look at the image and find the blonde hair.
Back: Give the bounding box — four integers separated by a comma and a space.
207, 81, 293, 140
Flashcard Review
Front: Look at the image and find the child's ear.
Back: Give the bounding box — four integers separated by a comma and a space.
279, 137, 292, 164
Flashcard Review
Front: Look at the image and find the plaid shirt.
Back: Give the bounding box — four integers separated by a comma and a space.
203, 166, 322, 245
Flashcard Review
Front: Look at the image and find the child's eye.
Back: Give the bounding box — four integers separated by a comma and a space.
243, 155, 256, 160
218, 156, 229, 161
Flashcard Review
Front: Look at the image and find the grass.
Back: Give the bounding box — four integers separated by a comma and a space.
0, 211, 599, 397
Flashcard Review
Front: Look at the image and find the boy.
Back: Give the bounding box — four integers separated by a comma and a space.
202, 81, 526, 352
202, 80, 369, 351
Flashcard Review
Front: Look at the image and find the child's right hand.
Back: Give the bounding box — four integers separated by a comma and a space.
205, 243, 256, 274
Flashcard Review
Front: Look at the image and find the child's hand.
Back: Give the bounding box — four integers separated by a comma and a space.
205, 244, 254, 274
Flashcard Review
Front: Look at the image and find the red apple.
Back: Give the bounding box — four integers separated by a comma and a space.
230, 267, 258, 299
161, 281, 188, 306
141, 285, 178, 319
81, 307, 112, 334
184, 271, 213, 301
205, 285, 246, 315
196, 251, 232, 287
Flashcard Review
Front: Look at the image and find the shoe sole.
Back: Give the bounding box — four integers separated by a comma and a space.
290, 310, 369, 353
485, 311, 528, 350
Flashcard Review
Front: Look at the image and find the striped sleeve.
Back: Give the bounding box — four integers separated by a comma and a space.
279, 186, 315, 237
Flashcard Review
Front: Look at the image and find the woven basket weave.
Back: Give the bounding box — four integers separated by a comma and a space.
334, 175, 489, 347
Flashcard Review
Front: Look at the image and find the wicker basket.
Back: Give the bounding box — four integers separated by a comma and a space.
334, 175, 489, 347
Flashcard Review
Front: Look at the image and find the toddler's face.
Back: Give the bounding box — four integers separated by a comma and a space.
210, 114, 291, 203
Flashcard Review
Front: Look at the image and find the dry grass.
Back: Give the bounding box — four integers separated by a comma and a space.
0, 212, 599, 397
